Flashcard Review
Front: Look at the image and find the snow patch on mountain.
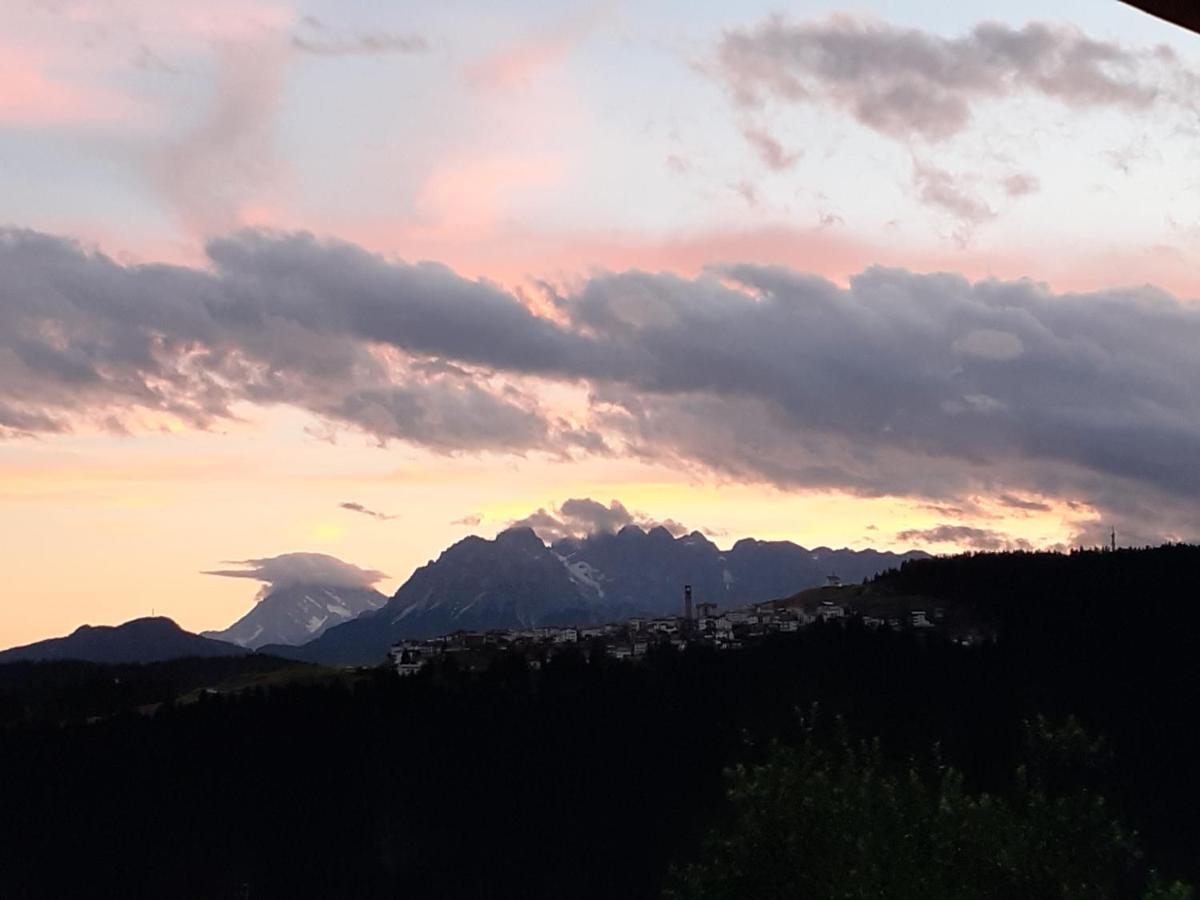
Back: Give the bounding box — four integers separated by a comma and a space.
558, 554, 606, 599
204, 584, 388, 649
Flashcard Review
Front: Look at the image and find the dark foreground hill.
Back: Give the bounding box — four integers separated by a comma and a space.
1, 546, 1198, 897
0, 616, 245, 664
267, 526, 925, 665
0, 654, 318, 729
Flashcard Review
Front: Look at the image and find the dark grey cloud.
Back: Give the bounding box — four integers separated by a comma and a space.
895, 524, 1033, 551
324, 382, 553, 452
921, 503, 971, 518
204, 552, 386, 594
740, 124, 801, 170
715, 16, 1187, 144
339, 501, 397, 521
997, 494, 1052, 513
292, 17, 428, 57
203, 231, 600, 378
6, 227, 1200, 543
507, 507, 578, 542
664, 154, 690, 174
1000, 172, 1041, 197
133, 45, 178, 74
509, 498, 692, 543
560, 498, 637, 533
911, 160, 994, 232
1107, 137, 1161, 175
817, 209, 844, 229
730, 180, 760, 207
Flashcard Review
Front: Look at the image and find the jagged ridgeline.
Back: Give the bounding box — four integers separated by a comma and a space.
262, 525, 925, 665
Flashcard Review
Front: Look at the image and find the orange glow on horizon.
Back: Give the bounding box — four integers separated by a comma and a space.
0, 417, 1094, 650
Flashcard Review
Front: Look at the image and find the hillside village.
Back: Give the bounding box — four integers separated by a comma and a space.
388, 577, 980, 676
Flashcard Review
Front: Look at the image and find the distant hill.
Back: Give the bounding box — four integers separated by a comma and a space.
202, 584, 387, 649
867, 543, 1200, 639
266, 526, 927, 665
0, 617, 246, 665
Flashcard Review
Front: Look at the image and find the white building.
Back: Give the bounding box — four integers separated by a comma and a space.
816, 601, 846, 621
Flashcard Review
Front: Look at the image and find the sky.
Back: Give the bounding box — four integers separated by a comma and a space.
2, 0, 1199, 647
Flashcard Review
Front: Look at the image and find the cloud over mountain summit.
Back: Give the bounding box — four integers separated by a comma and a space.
508, 498, 692, 542
204, 552, 387, 598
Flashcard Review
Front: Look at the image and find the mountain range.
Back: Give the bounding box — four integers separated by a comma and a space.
0, 528, 927, 667
262, 526, 927, 665
201, 584, 387, 650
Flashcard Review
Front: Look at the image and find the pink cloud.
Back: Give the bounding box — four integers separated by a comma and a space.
45, 0, 292, 43
0, 43, 144, 127
465, 3, 614, 90
411, 155, 568, 237
0, 0, 292, 133
278, 219, 892, 293
297, 217, 1200, 305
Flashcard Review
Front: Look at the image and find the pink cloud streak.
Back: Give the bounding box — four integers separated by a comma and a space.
465, 2, 615, 90
0, 43, 145, 127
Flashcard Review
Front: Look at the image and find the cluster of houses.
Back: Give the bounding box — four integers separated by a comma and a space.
388, 588, 950, 676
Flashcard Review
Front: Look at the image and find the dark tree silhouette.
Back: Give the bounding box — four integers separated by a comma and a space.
1, 547, 1199, 897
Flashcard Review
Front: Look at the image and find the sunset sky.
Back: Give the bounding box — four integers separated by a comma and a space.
3, 0, 1199, 647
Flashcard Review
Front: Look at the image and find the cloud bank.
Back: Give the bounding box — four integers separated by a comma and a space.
5, 227, 1200, 543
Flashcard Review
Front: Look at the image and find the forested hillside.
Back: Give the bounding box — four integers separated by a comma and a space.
0, 547, 1197, 897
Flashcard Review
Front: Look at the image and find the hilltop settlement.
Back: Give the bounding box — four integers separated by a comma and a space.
388, 577, 974, 676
